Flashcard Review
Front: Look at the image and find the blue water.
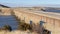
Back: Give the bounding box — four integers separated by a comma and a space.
0, 15, 18, 30
44, 8, 60, 13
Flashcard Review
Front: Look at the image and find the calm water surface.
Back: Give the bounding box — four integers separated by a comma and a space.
0, 15, 18, 30
45, 8, 60, 13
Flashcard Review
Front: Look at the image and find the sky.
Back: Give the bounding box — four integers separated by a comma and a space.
0, 0, 60, 7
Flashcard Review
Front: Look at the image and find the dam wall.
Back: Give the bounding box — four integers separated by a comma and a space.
13, 8, 60, 34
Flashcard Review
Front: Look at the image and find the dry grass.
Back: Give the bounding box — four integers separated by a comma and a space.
0, 30, 38, 34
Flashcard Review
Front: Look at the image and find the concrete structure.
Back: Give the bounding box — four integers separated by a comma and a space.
0, 7, 60, 34
13, 8, 60, 34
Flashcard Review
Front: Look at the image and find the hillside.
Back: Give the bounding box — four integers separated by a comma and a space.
0, 4, 10, 8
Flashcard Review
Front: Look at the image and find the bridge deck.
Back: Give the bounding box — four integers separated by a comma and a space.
22, 10, 60, 20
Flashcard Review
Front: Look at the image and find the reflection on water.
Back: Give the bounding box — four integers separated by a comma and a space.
0, 15, 18, 30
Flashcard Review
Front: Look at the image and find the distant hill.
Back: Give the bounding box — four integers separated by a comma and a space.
0, 4, 10, 8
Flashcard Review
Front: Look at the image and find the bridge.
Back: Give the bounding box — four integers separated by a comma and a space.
0, 8, 60, 34
13, 8, 60, 34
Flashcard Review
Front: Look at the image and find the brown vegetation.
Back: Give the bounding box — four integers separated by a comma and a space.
18, 20, 32, 31
0, 25, 12, 31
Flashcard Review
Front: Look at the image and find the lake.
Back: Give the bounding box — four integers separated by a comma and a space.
45, 8, 60, 13
0, 15, 18, 30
